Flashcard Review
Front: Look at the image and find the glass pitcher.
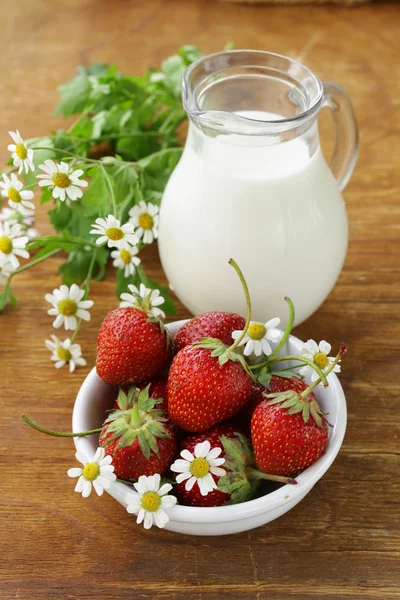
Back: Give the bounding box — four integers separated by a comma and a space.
158, 50, 358, 325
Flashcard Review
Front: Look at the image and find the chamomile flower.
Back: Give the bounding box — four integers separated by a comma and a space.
170, 440, 226, 496
119, 283, 165, 319
0, 261, 13, 285
90, 215, 138, 249
129, 201, 159, 245
45, 283, 94, 331
0, 221, 29, 269
111, 244, 141, 277
36, 160, 88, 203
7, 130, 34, 174
300, 339, 341, 382
45, 335, 87, 373
231, 318, 281, 357
126, 474, 177, 530
0, 207, 39, 239
0, 173, 35, 212
67, 447, 116, 498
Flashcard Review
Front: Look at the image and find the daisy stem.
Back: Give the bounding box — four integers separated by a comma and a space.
227, 258, 252, 352
21, 414, 102, 437
268, 297, 295, 362
9, 248, 61, 277
0, 248, 61, 312
300, 344, 347, 398
100, 163, 117, 217
246, 467, 297, 485
71, 249, 97, 343
250, 355, 329, 387
30, 146, 99, 164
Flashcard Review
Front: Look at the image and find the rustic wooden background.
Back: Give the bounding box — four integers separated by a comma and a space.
1, 0, 399, 598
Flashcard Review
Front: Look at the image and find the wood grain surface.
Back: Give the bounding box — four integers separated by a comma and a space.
0, 1, 399, 598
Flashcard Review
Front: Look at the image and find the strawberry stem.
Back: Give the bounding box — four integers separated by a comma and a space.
300, 343, 347, 399
250, 354, 328, 387
247, 467, 297, 485
21, 414, 102, 437
268, 297, 295, 361
227, 258, 252, 352
130, 402, 141, 428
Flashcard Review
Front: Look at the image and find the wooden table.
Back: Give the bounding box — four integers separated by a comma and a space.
1, 1, 399, 598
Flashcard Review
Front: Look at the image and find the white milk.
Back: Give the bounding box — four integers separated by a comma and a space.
158, 113, 348, 325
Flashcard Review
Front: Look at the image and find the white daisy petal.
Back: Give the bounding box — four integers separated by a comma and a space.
319, 340, 332, 355
195, 441, 211, 458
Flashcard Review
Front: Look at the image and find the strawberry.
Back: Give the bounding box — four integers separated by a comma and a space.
167, 345, 253, 432
100, 386, 176, 480
171, 423, 296, 507
175, 312, 246, 350
239, 376, 315, 425
96, 307, 173, 386
251, 386, 328, 477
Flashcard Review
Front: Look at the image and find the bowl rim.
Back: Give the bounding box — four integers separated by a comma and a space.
73, 319, 347, 524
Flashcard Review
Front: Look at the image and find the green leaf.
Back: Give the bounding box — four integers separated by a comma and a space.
48, 202, 72, 231
53, 67, 91, 118
257, 373, 272, 387
81, 165, 109, 209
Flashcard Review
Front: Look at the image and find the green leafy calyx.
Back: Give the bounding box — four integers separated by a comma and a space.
103, 385, 170, 459
266, 391, 327, 428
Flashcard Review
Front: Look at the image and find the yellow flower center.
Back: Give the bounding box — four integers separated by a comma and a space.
138, 212, 154, 230
314, 352, 329, 369
0, 236, 12, 254
119, 249, 131, 264
190, 457, 210, 478
106, 227, 124, 241
8, 187, 21, 203
56, 346, 72, 361
52, 172, 71, 189
58, 299, 78, 316
141, 491, 161, 512
247, 323, 267, 341
15, 143, 28, 160
82, 462, 100, 481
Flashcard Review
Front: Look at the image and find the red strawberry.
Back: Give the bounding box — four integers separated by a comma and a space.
171, 423, 295, 507
239, 376, 315, 425
100, 386, 176, 480
168, 345, 253, 432
175, 312, 246, 350
96, 307, 173, 386
251, 387, 328, 477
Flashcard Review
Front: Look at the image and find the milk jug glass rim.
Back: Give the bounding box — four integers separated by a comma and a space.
182, 49, 325, 137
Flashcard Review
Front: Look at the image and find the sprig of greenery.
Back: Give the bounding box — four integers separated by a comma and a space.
0, 45, 202, 314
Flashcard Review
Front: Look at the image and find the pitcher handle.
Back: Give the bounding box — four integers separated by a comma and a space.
322, 82, 359, 192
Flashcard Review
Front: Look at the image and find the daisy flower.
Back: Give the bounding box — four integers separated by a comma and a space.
36, 160, 88, 203
0, 207, 39, 239
0, 221, 29, 269
0, 261, 13, 285
129, 200, 159, 245
7, 130, 34, 174
231, 317, 281, 357
120, 283, 165, 319
111, 244, 141, 278
126, 474, 177, 530
90, 215, 138, 249
0, 173, 35, 212
45, 283, 94, 331
45, 335, 87, 373
170, 440, 226, 496
300, 339, 341, 382
67, 447, 116, 498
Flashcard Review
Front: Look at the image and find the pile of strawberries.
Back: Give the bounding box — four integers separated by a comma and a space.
94, 270, 344, 508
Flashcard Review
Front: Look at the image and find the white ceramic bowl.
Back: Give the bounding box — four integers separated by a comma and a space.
72, 320, 347, 536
